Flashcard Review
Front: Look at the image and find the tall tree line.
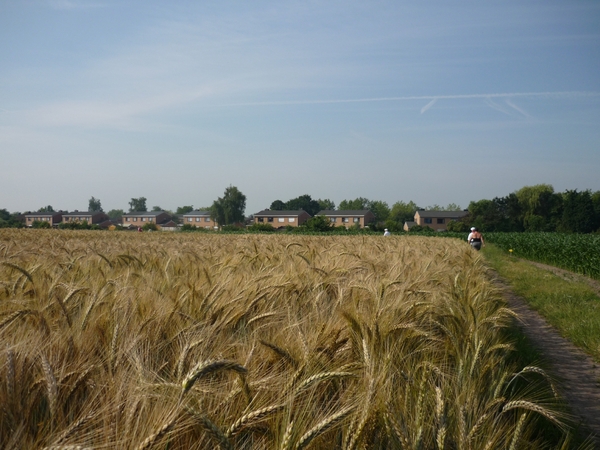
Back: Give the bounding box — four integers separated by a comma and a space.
464, 185, 600, 233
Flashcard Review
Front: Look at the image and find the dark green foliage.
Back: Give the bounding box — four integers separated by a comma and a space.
211, 186, 246, 227
107, 209, 124, 220
176, 205, 194, 215
0, 209, 23, 228
408, 224, 435, 233
466, 185, 600, 233
88, 196, 102, 212
32, 220, 51, 228
317, 198, 335, 210
142, 223, 158, 231
302, 215, 334, 232
247, 223, 276, 232
37, 205, 54, 212
128, 197, 147, 212
446, 220, 469, 232
270, 194, 321, 216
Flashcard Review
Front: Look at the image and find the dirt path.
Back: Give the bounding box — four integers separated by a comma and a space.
489, 265, 600, 445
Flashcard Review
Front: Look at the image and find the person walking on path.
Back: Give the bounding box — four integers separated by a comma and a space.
467, 227, 484, 250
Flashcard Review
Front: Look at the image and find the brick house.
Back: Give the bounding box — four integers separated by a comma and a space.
182, 210, 218, 229
24, 211, 64, 227
253, 210, 311, 228
122, 211, 172, 229
316, 210, 375, 228
62, 211, 110, 225
410, 210, 468, 231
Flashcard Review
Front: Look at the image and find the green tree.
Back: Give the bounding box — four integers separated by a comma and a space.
210, 185, 246, 227
285, 195, 321, 216
560, 190, 596, 233
368, 200, 390, 223
176, 205, 194, 214
317, 198, 335, 211
515, 184, 561, 231
38, 205, 54, 212
88, 197, 103, 212
270, 200, 286, 210
0, 209, 23, 228
129, 197, 147, 212
152, 205, 163, 212
389, 201, 419, 224
107, 209, 124, 220
338, 198, 370, 210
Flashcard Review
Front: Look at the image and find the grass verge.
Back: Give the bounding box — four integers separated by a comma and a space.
482, 244, 600, 363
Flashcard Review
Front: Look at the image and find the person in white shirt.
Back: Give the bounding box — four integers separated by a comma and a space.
467, 227, 476, 243
467, 227, 484, 250
383, 228, 391, 236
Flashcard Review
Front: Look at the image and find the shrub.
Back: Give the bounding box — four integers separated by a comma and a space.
32, 220, 51, 229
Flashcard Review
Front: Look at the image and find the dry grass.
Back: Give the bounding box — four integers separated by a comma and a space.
0, 229, 574, 449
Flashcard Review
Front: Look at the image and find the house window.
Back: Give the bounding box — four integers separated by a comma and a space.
330, 217, 337, 222
268, 217, 273, 222
424, 218, 432, 224
149, 218, 153, 222
278, 218, 285, 223
437, 218, 445, 224
258, 217, 264, 222
126, 218, 130, 222
342, 217, 349, 223
353, 217, 360, 223
188, 218, 192, 222
195, 218, 200, 222
142, 218, 146, 222
288, 218, 295, 222
205, 218, 210, 222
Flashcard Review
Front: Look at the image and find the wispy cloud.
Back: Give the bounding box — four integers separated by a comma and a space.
505, 99, 531, 118
222, 91, 600, 107
47, 0, 106, 10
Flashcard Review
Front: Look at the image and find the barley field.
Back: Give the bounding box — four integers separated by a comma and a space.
0, 230, 574, 449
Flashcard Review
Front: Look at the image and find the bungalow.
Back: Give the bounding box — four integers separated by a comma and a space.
253, 210, 311, 228
316, 210, 375, 228
182, 210, 218, 229
62, 211, 110, 225
410, 210, 468, 231
24, 211, 64, 227
122, 211, 172, 229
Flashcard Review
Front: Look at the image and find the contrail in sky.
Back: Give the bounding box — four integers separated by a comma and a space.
227, 91, 599, 107
420, 98, 438, 114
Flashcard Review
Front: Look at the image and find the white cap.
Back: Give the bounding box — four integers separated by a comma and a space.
384, 228, 388, 231
470, 227, 476, 231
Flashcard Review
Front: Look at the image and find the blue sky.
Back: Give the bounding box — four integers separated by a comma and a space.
1, 0, 599, 214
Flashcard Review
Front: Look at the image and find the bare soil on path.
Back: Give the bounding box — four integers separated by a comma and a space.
489, 263, 600, 445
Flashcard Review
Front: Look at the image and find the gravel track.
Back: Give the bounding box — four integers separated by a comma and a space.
490, 264, 600, 445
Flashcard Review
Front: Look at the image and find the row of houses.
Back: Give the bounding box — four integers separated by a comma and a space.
253, 209, 468, 231
24, 209, 468, 231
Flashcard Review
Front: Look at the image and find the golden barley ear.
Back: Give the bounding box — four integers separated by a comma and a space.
295, 405, 355, 450
181, 359, 247, 395
136, 413, 178, 450
40, 353, 58, 420
226, 403, 285, 437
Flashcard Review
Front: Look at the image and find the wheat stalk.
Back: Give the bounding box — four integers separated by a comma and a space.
186, 406, 233, 450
